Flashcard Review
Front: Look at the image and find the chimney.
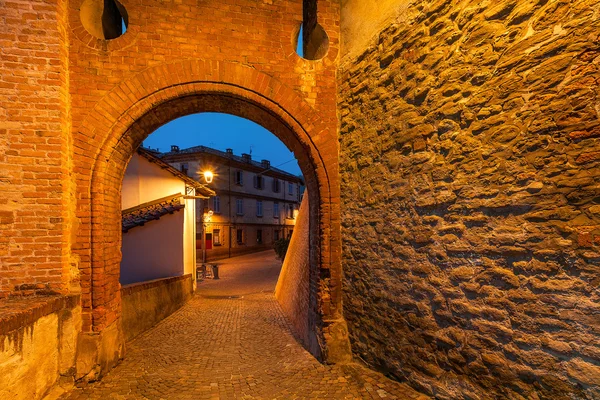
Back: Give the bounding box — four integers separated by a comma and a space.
171, 145, 180, 152
261, 159, 270, 168
226, 148, 233, 156
241, 153, 251, 162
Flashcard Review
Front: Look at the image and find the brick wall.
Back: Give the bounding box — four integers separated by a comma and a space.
66, 0, 342, 336
1, 0, 350, 379
339, 1, 600, 398
0, 0, 73, 298
276, 195, 311, 349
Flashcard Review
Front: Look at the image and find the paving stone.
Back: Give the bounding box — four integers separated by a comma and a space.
62, 252, 427, 400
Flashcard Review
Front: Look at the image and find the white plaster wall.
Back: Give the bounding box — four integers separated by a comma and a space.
122, 154, 186, 210
121, 212, 185, 285
121, 153, 197, 284
121, 155, 141, 209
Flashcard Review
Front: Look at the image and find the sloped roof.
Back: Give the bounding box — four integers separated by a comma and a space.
137, 147, 215, 198
122, 193, 185, 232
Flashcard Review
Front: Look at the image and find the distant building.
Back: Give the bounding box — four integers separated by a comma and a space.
160, 145, 303, 261
120, 148, 214, 284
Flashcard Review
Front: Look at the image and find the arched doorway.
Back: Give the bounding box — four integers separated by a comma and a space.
73, 61, 350, 379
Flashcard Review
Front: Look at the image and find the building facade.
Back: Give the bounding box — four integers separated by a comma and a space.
160, 146, 303, 261
121, 148, 214, 284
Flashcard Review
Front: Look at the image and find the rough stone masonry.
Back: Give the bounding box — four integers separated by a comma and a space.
339, 0, 600, 399
1, 0, 600, 398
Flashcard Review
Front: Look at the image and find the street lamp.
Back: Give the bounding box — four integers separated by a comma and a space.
203, 170, 214, 183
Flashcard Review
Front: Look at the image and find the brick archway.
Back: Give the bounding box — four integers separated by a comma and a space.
73, 60, 349, 375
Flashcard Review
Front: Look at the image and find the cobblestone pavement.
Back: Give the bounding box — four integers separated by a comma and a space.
63, 251, 427, 399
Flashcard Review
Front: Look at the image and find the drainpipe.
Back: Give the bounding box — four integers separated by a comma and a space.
202, 221, 206, 264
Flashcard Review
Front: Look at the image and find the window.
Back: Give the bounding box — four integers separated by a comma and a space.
253, 175, 264, 190
213, 196, 220, 213
272, 179, 280, 193
236, 198, 244, 215
288, 182, 294, 195
213, 229, 221, 245
273, 202, 279, 218
257, 229, 263, 244
180, 163, 189, 175
235, 170, 243, 185
287, 204, 294, 219
274, 229, 280, 241
236, 229, 244, 244
256, 200, 263, 217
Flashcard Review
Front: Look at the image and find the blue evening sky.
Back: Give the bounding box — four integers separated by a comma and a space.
143, 113, 302, 176
297, 26, 303, 57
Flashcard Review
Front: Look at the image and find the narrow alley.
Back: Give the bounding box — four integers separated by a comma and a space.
62, 251, 426, 399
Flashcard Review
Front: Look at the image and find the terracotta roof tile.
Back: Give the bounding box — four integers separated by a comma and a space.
122, 193, 185, 232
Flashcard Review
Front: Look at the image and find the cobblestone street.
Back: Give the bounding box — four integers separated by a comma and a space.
63, 251, 426, 399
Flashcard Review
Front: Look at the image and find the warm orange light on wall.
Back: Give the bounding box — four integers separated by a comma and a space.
203, 210, 214, 223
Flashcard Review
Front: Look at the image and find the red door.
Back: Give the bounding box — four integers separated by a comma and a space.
205, 233, 213, 250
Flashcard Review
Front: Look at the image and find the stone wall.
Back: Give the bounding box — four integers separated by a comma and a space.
340, 0, 414, 62
0, 296, 81, 400
121, 275, 193, 342
339, 1, 600, 398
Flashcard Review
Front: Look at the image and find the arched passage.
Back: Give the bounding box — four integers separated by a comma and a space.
73, 61, 350, 378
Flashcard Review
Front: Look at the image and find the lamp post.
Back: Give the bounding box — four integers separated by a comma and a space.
199, 169, 214, 265
194, 169, 214, 282
202, 210, 213, 264
196, 169, 214, 267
